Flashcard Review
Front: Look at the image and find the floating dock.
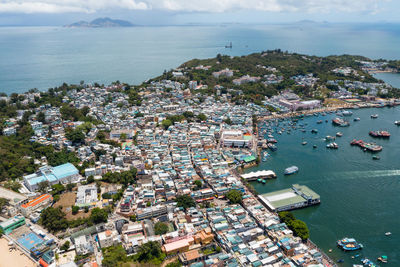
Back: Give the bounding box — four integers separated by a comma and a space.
241, 170, 277, 181
258, 184, 320, 212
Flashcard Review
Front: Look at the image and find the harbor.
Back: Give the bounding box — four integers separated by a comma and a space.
247, 106, 400, 267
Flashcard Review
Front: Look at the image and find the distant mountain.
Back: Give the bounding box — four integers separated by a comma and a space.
66, 17, 134, 28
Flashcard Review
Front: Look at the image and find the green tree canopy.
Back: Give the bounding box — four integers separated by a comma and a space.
225, 189, 243, 204
154, 222, 169, 235
176, 195, 196, 210
39, 207, 68, 232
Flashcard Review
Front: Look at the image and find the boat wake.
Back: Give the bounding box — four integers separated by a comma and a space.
303, 170, 400, 184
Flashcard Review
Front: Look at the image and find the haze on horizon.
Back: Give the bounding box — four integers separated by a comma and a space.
0, 0, 399, 26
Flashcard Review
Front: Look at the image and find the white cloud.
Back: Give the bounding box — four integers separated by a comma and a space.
0, 0, 390, 14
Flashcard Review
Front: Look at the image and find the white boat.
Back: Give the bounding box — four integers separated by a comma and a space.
371, 114, 378, 119
395, 121, 400, 126
284, 166, 299, 175
385, 232, 392, 236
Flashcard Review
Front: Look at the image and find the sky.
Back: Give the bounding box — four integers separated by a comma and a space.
0, 0, 398, 26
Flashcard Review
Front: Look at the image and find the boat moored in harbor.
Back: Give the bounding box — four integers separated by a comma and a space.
371, 114, 378, 119
337, 238, 363, 251
332, 117, 350, 127
284, 166, 299, 175
326, 142, 338, 149
351, 139, 383, 152
369, 130, 390, 138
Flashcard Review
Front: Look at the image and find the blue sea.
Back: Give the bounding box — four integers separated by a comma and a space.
1, 23, 400, 93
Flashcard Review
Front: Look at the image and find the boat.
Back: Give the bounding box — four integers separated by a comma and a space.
395, 121, 400, 126
385, 232, 391, 236
369, 130, 390, 138
337, 238, 363, 251
342, 110, 353, 116
267, 138, 277, 143
332, 117, 350, 127
337, 259, 344, 263
302, 141, 307, 145
317, 120, 323, 124
326, 142, 338, 149
284, 166, 299, 175
313, 145, 317, 148
361, 258, 377, 267
262, 179, 266, 184
325, 135, 336, 141
311, 129, 318, 133
257, 178, 263, 183
372, 155, 380, 160
336, 132, 343, 137
225, 41, 232, 48
354, 117, 361, 121
371, 114, 378, 119
267, 143, 277, 151
377, 255, 388, 263
350, 139, 383, 152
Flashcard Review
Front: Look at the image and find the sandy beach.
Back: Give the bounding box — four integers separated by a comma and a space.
0, 237, 36, 267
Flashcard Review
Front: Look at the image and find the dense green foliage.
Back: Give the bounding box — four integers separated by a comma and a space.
279, 211, 310, 241
39, 207, 69, 232
133, 241, 165, 264
61, 241, 70, 251
154, 222, 169, 235
101, 168, 137, 185
176, 195, 196, 210
225, 189, 243, 204
102, 245, 129, 267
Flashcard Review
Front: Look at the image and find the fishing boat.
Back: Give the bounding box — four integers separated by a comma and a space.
332, 117, 350, 127
385, 232, 391, 236
337, 259, 344, 263
325, 135, 336, 141
342, 110, 353, 116
317, 120, 323, 124
336, 132, 343, 137
369, 130, 390, 138
377, 255, 388, 263
361, 258, 376, 267
262, 179, 266, 184
337, 238, 363, 251
326, 142, 338, 149
257, 178, 263, 183
354, 117, 361, 121
395, 121, 400, 126
371, 114, 378, 119
372, 155, 380, 160
302, 141, 307, 145
284, 166, 299, 175
350, 139, 383, 152
313, 145, 317, 149
267, 143, 277, 151
267, 138, 277, 143
311, 129, 318, 133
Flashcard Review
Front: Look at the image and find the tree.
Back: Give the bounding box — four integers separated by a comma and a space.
130, 214, 137, 222
61, 241, 70, 251
51, 183, 65, 195
223, 117, 232, 125
72, 206, 79, 215
0, 198, 9, 211
39, 207, 68, 232
154, 222, 169, 235
38, 180, 50, 193
65, 128, 85, 144
66, 183, 75, 191
166, 260, 182, 267
87, 175, 95, 184
225, 190, 243, 204
37, 112, 46, 123
135, 241, 164, 263
90, 208, 108, 224
197, 113, 207, 122
120, 133, 127, 141
176, 195, 196, 210
194, 180, 202, 189
161, 119, 172, 130
102, 245, 128, 267
278, 211, 309, 241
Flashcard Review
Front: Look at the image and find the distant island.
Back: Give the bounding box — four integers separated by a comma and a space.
65, 17, 134, 28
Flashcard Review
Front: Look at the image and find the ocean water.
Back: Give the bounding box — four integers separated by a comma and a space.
1, 23, 400, 93
248, 107, 400, 266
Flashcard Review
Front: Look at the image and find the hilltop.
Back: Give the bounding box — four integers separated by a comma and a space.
65, 17, 134, 28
